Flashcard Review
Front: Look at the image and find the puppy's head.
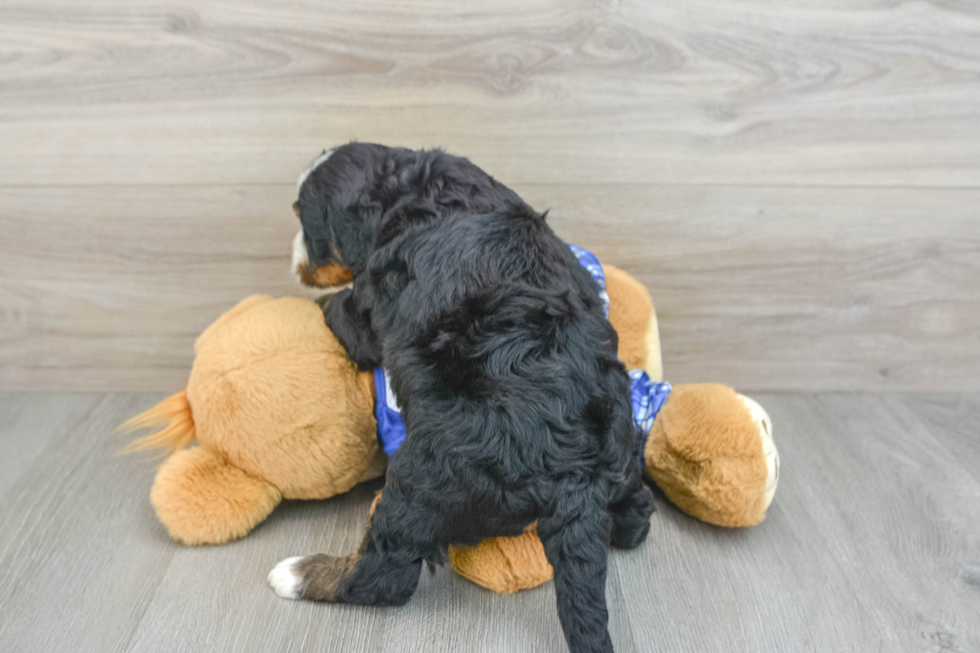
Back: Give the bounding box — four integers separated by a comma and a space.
291, 143, 393, 288
291, 149, 350, 288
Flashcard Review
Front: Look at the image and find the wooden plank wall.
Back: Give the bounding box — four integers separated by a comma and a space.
2, 0, 979, 391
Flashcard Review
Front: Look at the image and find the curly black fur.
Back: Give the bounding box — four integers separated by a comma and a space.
292, 143, 653, 653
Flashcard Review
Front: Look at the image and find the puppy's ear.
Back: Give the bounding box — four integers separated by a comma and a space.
329, 204, 376, 275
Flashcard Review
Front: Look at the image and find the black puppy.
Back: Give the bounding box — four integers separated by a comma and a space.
271, 143, 654, 653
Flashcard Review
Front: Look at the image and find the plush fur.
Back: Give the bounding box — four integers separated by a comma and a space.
121, 295, 383, 545
288, 143, 654, 653
447, 523, 553, 594
152, 446, 282, 545
454, 385, 779, 587
644, 384, 776, 527
603, 264, 662, 379
122, 268, 778, 597
187, 295, 379, 500
122, 257, 662, 575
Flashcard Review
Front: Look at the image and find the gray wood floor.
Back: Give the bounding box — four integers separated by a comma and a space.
1, 392, 978, 653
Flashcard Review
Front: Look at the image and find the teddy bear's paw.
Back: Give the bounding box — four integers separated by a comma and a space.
268, 556, 305, 599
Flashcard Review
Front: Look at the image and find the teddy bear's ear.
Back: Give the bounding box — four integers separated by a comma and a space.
150, 447, 282, 545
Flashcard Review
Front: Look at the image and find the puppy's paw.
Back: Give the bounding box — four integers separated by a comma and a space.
268, 553, 355, 602
268, 556, 305, 599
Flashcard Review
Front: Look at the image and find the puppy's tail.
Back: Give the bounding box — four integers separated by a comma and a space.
117, 389, 196, 457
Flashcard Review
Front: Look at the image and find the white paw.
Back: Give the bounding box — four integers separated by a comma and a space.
268, 556, 304, 599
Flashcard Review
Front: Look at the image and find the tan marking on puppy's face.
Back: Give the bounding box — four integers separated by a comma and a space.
298, 262, 353, 288
291, 227, 352, 289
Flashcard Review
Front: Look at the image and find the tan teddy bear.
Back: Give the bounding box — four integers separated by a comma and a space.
122, 264, 777, 593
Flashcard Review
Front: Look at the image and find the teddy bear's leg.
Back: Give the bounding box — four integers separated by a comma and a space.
152, 446, 282, 545
448, 523, 554, 593
738, 393, 779, 510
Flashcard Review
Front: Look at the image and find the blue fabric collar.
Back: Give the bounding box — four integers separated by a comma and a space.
374, 368, 406, 457
373, 244, 670, 459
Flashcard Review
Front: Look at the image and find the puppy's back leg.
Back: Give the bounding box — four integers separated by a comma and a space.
538, 484, 614, 653
268, 488, 435, 606
609, 466, 654, 550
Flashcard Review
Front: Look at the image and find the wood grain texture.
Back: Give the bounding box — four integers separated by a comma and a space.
0, 393, 100, 495
900, 394, 980, 484
0, 0, 979, 187
618, 392, 980, 653
0, 393, 177, 653
1, 392, 978, 652
2, 184, 978, 392
528, 184, 980, 392
2, 0, 979, 390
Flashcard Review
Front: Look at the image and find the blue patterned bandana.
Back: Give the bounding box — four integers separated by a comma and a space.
373, 368, 407, 457
567, 244, 611, 317
374, 244, 671, 459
